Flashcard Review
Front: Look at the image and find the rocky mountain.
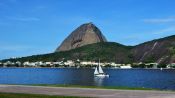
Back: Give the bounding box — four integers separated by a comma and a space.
55, 22, 107, 52
1, 22, 175, 64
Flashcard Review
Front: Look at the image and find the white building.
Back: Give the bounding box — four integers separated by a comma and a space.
167, 63, 175, 68
120, 65, 132, 69
15, 61, 21, 66
35, 61, 43, 66
45, 62, 51, 65
80, 61, 92, 65
23, 61, 37, 67
3, 61, 14, 66
64, 60, 75, 66
23, 61, 30, 66
145, 63, 158, 66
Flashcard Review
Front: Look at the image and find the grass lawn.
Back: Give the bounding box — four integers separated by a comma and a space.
0, 93, 89, 98
31, 84, 156, 91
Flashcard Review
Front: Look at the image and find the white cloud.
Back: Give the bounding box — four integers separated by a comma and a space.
143, 17, 175, 23
152, 26, 175, 34
143, 16, 175, 35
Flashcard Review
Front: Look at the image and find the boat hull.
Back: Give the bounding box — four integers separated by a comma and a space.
94, 74, 109, 77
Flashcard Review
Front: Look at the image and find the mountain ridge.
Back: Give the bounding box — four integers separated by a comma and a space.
1, 22, 175, 64
1, 34, 175, 64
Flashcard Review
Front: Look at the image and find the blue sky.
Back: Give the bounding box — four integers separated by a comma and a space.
0, 0, 175, 59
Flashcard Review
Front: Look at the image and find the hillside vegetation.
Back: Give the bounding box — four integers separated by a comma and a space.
1, 42, 133, 63
2, 35, 175, 64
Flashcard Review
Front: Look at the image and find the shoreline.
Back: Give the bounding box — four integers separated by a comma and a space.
0, 67, 175, 70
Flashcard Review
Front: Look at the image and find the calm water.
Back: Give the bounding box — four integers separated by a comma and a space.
1, 68, 175, 90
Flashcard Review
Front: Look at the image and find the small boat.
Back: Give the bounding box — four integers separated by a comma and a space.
94, 60, 109, 77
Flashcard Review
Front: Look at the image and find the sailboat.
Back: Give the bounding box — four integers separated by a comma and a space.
94, 60, 109, 77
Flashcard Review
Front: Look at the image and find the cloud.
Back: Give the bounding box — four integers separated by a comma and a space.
152, 26, 175, 34
143, 17, 175, 23
7, 16, 40, 22
143, 16, 175, 35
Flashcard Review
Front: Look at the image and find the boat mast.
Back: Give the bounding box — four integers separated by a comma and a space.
98, 59, 104, 74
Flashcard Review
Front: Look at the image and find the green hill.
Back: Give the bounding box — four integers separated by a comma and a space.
1, 42, 133, 63
2, 35, 175, 64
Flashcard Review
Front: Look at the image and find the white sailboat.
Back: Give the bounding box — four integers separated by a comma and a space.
94, 60, 109, 77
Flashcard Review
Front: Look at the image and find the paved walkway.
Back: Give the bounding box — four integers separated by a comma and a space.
0, 85, 175, 98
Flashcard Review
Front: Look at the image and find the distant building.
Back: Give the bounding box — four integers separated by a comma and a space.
15, 61, 22, 66
4, 61, 14, 66
35, 61, 43, 66
23, 61, 36, 67
120, 65, 132, 69
167, 63, 175, 68
64, 60, 75, 67
23, 61, 30, 66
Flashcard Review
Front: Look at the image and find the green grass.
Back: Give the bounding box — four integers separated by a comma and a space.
31, 84, 156, 91
0, 93, 89, 98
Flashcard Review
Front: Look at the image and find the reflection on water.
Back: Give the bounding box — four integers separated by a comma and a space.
94, 77, 106, 86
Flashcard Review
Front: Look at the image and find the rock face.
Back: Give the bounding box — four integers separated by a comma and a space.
132, 35, 175, 64
55, 23, 107, 52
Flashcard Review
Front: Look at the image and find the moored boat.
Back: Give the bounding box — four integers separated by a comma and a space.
94, 59, 109, 77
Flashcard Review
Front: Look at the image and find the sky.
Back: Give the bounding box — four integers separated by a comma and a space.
0, 0, 175, 59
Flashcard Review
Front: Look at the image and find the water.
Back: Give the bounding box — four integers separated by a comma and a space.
1, 68, 175, 90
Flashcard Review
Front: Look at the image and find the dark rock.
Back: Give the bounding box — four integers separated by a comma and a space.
55, 22, 107, 52
132, 35, 175, 64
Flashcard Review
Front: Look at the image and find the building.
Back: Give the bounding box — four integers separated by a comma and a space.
120, 65, 132, 69
64, 60, 75, 67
